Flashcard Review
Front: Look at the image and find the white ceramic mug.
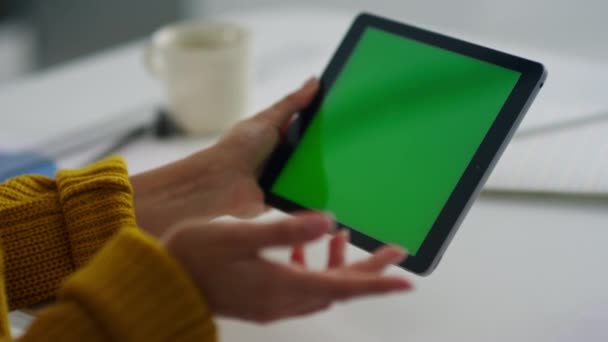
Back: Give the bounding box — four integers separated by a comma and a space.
145, 22, 250, 135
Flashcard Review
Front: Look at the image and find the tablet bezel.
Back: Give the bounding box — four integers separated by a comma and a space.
259, 12, 546, 275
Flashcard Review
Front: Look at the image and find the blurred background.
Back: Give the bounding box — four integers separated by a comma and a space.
0, 0, 606, 86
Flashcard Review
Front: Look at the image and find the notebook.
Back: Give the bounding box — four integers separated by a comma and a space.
485, 112, 608, 195
481, 52, 608, 195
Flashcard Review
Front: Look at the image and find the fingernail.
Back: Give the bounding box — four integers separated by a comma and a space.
301, 76, 317, 88
340, 229, 350, 240
323, 211, 336, 221
322, 211, 338, 233
303, 214, 333, 236
396, 280, 414, 290
391, 248, 408, 264
328, 222, 339, 234
392, 254, 407, 264
392, 246, 408, 256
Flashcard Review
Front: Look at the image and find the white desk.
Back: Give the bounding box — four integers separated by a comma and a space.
5, 6, 608, 341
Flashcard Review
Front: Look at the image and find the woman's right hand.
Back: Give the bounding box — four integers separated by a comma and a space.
162, 212, 412, 323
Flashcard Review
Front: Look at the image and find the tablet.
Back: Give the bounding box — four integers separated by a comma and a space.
259, 13, 546, 275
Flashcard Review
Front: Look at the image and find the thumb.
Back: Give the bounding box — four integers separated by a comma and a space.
223, 212, 333, 250
255, 77, 319, 132
223, 78, 319, 171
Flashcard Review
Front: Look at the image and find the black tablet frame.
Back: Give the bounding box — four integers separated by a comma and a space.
259, 12, 546, 275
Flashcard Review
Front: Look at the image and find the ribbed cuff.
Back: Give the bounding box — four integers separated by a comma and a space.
0, 175, 73, 309
56, 156, 137, 268
58, 227, 217, 342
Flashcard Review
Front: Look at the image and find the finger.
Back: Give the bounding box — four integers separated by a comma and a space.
348, 246, 407, 273
327, 230, 349, 268
286, 300, 332, 319
296, 271, 413, 301
225, 78, 319, 173
226, 212, 332, 250
254, 77, 319, 130
280, 114, 299, 136
256, 299, 331, 323
291, 245, 306, 266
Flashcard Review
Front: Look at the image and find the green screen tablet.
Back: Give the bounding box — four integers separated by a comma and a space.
260, 13, 546, 275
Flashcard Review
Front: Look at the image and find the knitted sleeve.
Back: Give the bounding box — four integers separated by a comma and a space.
0, 157, 136, 309
14, 227, 217, 341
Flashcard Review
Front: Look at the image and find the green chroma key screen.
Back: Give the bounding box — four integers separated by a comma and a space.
271, 28, 521, 255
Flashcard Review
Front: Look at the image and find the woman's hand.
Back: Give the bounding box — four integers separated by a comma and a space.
163, 212, 412, 323
132, 78, 319, 237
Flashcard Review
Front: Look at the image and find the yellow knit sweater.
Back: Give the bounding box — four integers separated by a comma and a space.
0, 157, 217, 341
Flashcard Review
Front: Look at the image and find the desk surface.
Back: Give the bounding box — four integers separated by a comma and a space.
4, 6, 608, 341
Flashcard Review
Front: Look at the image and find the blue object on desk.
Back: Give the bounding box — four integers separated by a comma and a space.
0, 152, 56, 182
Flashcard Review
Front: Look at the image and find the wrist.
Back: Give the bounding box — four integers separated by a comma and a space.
131, 157, 201, 236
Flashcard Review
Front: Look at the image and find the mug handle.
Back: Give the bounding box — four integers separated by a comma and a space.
144, 41, 164, 79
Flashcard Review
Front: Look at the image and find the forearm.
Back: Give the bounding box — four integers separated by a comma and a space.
130, 156, 198, 237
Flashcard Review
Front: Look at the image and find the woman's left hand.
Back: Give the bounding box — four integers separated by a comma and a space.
132, 78, 319, 237
162, 212, 411, 323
